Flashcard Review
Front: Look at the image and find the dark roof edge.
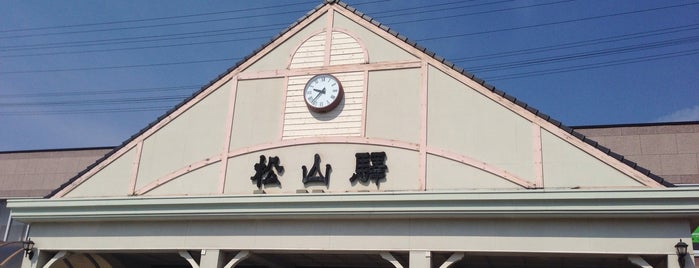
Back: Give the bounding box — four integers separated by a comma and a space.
333, 0, 675, 188
47, 0, 674, 197
0, 146, 115, 154
572, 120, 699, 129
46, 2, 329, 198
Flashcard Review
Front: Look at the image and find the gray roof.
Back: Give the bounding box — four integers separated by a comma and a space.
0, 147, 112, 198
43, 0, 674, 196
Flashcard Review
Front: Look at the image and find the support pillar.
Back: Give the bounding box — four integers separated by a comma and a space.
223, 251, 250, 268
178, 251, 200, 268
23, 250, 67, 268
627, 256, 653, 268
409, 251, 431, 268
438, 252, 464, 268
380, 252, 404, 268
200, 249, 223, 268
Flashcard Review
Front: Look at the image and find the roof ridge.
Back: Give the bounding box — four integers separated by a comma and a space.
46, 2, 332, 198
47, 0, 672, 197
573, 120, 699, 129
333, 0, 672, 187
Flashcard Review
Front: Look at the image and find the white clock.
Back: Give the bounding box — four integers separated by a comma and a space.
303, 74, 344, 113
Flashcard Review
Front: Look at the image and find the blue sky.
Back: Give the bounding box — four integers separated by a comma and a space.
1, 0, 698, 151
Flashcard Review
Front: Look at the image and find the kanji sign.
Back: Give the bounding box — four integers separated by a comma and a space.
250, 155, 284, 188
302, 153, 331, 186
349, 152, 387, 186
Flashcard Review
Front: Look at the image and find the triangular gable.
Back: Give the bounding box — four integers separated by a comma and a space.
52, 1, 670, 199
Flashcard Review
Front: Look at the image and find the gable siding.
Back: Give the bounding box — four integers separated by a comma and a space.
541, 130, 644, 188
426, 66, 536, 185
136, 83, 230, 190
289, 32, 326, 69
333, 12, 417, 63
283, 72, 364, 139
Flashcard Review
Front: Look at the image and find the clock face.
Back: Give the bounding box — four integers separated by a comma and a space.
303, 74, 344, 113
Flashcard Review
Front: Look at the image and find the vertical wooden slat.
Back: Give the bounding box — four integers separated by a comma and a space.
128, 141, 143, 195
218, 78, 239, 194
532, 124, 544, 188
360, 69, 369, 137
324, 10, 334, 66
278, 75, 290, 141
282, 72, 364, 139
418, 62, 429, 191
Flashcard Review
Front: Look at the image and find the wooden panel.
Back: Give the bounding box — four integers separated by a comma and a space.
330, 31, 365, 65
289, 33, 325, 69
283, 72, 364, 139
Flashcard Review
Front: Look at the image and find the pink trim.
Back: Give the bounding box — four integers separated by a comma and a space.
427, 147, 536, 189
53, 6, 335, 198
333, 8, 426, 60
331, 3, 665, 189
133, 137, 548, 195
532, 124, 544, 188
418, 62, 429, 191
135, 137, 419, 195
135, 156, 221, 195
360, 69, 369, 137
330, 28, 370, 64
218, 78, 239, 194
239, 60, 421, 80
128, 141, 144, 195
278, 76, 290, 141
426, 60, 664, 188
54, 144, 135, 197
324, 10, 333, 66
228, 137, 420, 158
286, 29, 327, 70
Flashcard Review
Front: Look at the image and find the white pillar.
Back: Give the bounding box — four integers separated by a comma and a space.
438, 252, 464, 268
200, 249, 223, 268
627, 256, 653, 268
223, 251, 250, 268
379, 252, 404, 268
178, 251, 200, 268
409, 251, 431, 268
24, 250, 68, 268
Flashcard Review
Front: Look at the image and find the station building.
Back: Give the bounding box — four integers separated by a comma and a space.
3, 1, 699, 267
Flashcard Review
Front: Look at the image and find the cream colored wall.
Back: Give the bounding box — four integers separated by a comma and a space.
427, 66, 536, 183
136, 82, 230, 190
144, 163, 220, 196
365, 68, 421, 143
28, 218, 689, 255
426, 155, 522, 190
245, 13, 326, 72
333, 12, 417, 63
229, 78, 285, 150
224, 144, 419, 194
65, 148, 135, 198
59, 4, 660, 199
541, 130, 644, 188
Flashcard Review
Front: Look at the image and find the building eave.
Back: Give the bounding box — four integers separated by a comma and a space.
9, 188, 699, 223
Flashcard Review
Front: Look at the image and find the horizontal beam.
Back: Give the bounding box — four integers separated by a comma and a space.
8, 188, 699, 222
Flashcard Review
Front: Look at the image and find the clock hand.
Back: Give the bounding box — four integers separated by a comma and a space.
309, 87, 327, 104
311, 91, 323, 102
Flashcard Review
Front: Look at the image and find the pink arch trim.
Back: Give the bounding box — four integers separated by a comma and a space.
133, 137, 535, 195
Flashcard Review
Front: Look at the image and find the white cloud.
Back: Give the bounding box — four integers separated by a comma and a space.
656, 105, 699, 122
